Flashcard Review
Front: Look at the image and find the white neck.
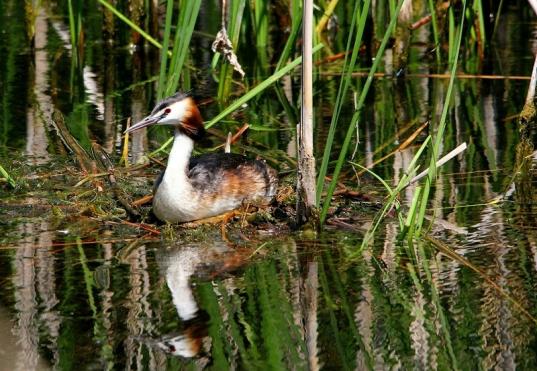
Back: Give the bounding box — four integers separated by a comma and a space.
162, 128, 194, 185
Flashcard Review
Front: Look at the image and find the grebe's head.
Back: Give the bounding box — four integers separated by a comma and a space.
125, 92, 205, 140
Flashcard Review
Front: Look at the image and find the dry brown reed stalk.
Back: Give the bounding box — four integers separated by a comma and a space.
296, 0, 317, 225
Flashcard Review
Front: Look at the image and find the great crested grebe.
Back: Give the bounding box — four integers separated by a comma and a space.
126, 92, 278, 223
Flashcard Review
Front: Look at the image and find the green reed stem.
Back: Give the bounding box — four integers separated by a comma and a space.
67, 0, 76, 48
473, 0, 486, 47
320, 0, 405, 224
67, 0, 82, 65
207, 44, 324, 128
97, 0, 163, 50
0, 164, 16, 187
165, 0, 201, 97
276, 0, 302, 70
216, 0, 246, 101
316, 0, 340, 35
491, 0, 505, 39
427, 0, 441, 64
156, 0, 174, 100
352, 136, 431, 251
253, 0, 269, 76
316, 0, 369, 206
448, 7, 455, 63
414, 0, 467, 236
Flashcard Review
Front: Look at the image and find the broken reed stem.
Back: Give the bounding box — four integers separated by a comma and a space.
121, 117, 131, 167
524, 53, 537, 106
296, 0, 317, 225
410, 142, 468, 184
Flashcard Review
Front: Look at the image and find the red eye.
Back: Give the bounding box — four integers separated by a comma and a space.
164, 108, 171, 114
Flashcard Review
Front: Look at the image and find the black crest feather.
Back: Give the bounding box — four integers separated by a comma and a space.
150, 91, 191, 115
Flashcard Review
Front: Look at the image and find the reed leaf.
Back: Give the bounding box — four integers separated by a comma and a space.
0, 163, 16, 187
252, 0, 269, 77
97, 0, 163, 50
427, 0, 441, 64
164, 0, 201, 97
156, 0, 174, 100
276, 0, 302, 70
320, 0, 405, 224
473, 0, 486, 47
210, 44, 324, 128
352, 135, 431, 251
316, 0, 370, 205
216, 0, 246, 101
413, 0, 467, 237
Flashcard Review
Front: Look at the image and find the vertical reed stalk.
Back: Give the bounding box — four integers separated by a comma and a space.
316, 0, 369, 205
156, 0, 174, 100
297, 0, 317, 224
216, 0, 246, 101
427, 0, 441, 65
164, 0, 202, 96
97, 0, 163, 49
320, 0, 405, 224
276, 0, 302, 70
413, 0, 467, 236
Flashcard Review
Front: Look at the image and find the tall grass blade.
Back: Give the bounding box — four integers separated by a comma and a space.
156, 0, 174, 100
427, 0, 441, 64
0, 163, 16, 187
252, 0, 269, 77
164, 0, 202, 97
207, 44, 324, 129
316, 0, 370, 205
216, 0, 246, 101
67, 0, 82, 65
320, 0, 405, 224
97, 0, 163, 50
473, 0, 486, 48
276, 0, 302, 70
414, 0, 467, 236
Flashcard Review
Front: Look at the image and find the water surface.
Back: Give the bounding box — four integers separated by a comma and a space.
1, 2, 537, 370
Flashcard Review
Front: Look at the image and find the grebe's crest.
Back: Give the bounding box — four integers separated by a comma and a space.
126, 92, 205, 140
150, 92, 191, 115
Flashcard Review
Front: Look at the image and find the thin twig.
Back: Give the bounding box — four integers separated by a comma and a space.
320, 72, 531, 80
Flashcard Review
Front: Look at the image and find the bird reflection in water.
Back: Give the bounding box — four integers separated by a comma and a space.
153, 239, 252, 360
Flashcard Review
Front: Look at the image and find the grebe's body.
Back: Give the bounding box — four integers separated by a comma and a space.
126, 93, 277, 223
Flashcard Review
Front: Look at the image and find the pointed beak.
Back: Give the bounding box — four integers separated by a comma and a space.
125, 114, 163, 134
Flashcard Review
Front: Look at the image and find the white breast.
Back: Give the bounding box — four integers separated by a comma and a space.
153, 180, 202, 222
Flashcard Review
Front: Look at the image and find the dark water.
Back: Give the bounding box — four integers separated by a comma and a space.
1, 1, 537, 370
